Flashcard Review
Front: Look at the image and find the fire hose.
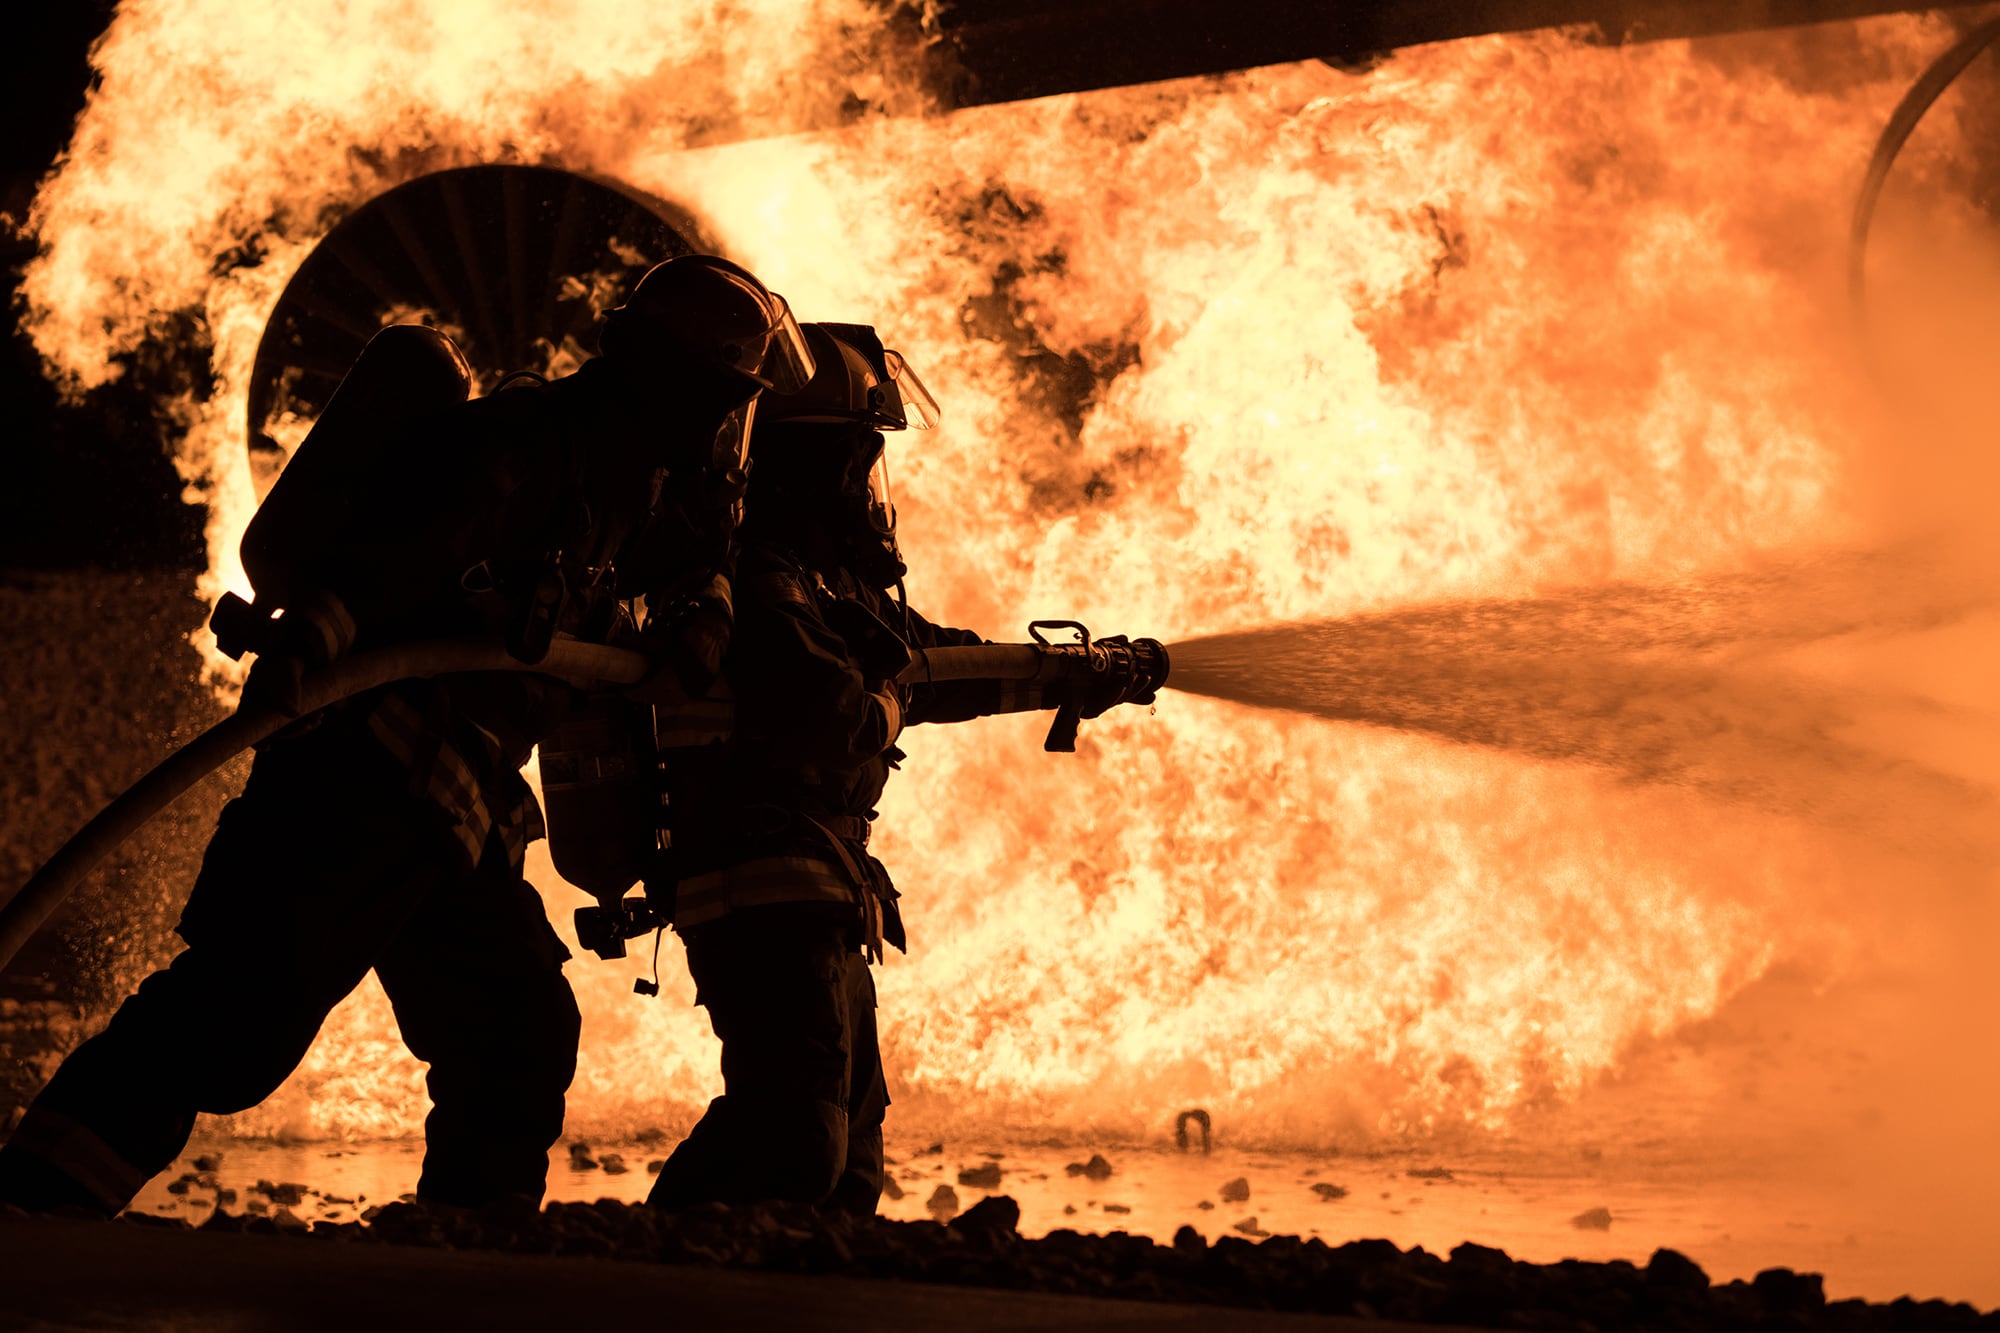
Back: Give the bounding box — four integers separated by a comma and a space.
1, 626, 1168, 975
0, 638, 650, 976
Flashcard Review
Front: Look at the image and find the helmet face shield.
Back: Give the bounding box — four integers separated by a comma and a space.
883, 350, 940, 430
706, 396, 756, 533
730, 292, 815, 393
864, 437, 896, 540
713, 396, 756, 478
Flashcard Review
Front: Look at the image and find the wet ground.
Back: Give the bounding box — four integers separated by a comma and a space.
122, 1127, 1966, 1311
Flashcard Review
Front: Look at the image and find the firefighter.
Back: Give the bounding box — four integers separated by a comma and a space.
644, 324, 1158, 1214
0, 256, 815, 1217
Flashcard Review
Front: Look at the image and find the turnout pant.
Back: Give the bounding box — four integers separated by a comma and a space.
0, 728, 580, 1215
648, 908, 888, 1215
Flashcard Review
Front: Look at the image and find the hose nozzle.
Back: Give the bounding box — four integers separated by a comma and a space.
1028, 620, 1172, 752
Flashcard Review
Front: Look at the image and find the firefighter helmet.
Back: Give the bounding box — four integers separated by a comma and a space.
749, 323, 941, 586
759, 322, 940, 431
598, 255, 815, 394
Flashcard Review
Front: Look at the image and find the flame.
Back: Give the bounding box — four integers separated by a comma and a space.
21, 4, 1997, 1146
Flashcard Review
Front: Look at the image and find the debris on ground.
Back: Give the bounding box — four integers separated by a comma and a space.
568, 1143, 598, 1170
1219, 1177, 1250, 1203
956, 1162, 1003, 1189
950, 1195, 1020, 1237
1573, 1206, 1614, 1231
925, 1185, 958, 1219
250, 1181, 308, 1206
1063, 1154, 1113, 1181
1233, 1216, 1269, 1238
1408, 1167, 1454, 1181
1311, 1183, 1349, 1201
600, 1154, 628, 1176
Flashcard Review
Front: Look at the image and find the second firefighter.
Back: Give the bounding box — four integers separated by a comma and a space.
642, 323, 1163, 1214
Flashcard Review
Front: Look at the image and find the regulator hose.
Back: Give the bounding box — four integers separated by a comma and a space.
1850, 16, 2000, 315
0, 638, 649, 975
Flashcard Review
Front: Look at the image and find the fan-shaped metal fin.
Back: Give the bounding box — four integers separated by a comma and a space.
247, 164, 710, 491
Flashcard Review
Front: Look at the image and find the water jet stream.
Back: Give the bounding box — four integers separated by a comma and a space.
1164, 549, 1997, 851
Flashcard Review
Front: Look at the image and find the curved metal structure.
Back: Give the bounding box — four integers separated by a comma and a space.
1850, 16, 2000, 316
247, 164, 710, 484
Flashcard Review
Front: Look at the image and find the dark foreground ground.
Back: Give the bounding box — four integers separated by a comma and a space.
0, 1212, 1419, 1333
4, 1195, 1993, 1333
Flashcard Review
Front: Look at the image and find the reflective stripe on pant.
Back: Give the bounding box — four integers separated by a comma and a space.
670, 856, 856, 930
648, 908, 887, 1213
0, 727, 579, 1215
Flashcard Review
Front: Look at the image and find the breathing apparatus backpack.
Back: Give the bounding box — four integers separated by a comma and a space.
211, 324, 475, 667
213, 322, 729, 954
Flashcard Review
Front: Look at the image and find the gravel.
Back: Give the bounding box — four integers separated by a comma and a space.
49, 1195, 1984, 1331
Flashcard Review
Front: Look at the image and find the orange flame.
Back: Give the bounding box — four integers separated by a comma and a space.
21, 4, 1997, 1146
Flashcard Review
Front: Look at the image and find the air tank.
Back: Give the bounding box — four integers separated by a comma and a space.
539, 695, 662, 902
214, 324, 472, 660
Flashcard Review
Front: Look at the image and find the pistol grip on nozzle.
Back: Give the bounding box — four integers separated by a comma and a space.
1044, 699, 1083, 753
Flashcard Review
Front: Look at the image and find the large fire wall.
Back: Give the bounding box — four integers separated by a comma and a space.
10, 2, 1998, 1286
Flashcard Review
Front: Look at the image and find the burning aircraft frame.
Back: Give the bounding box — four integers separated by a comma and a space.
925, 0, 1989, 108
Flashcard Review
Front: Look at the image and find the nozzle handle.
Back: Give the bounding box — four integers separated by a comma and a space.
1029, 619, 1090, 649
1044, 699, 1083, 753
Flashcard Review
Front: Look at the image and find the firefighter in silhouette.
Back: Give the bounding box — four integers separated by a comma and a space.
644, 324, 1160, 1214
0, 256, 815, 1216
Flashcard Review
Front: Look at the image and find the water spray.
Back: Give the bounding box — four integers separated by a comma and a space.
1158, 554, 1997, 851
